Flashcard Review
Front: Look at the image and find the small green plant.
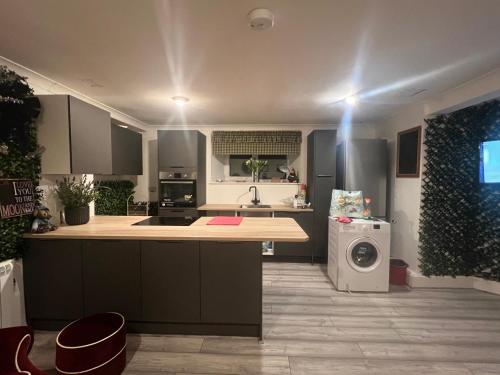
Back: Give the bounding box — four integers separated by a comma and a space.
55, 175, 99, 209
245, 157, 268, 181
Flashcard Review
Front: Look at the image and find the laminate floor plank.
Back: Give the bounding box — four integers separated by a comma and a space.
464, 362, 500, 375
201, 337, 363, 358
126, 351, 292, 375
289, 357, 474, 375
264, 313, 335, 327
359, 342, 500, 362
265, 326, 403, 342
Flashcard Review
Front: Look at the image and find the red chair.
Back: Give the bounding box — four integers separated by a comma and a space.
0, 326, 47, 375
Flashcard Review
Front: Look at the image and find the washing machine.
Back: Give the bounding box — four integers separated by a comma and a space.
328, 217, 390, 292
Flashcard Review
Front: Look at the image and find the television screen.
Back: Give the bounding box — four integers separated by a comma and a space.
480, 140, 500, 183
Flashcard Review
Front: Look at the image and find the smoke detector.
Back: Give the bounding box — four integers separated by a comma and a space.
247, 8, 275, 31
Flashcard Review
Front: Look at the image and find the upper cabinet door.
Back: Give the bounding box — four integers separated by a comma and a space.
111, 124, 143, 175
312, 130, 337, 175
158, 130, 198, 169
37, 95, 112, 174
69, 96, 112, 174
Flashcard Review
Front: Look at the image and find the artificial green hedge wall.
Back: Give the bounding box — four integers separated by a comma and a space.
94, 180, 135, 216
0, 66, 41, 262
420, 100, 500, 281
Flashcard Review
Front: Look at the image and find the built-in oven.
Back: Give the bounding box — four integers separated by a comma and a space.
158, 169, 197, 210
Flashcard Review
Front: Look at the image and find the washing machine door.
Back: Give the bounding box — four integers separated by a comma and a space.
346, 237, 382, 273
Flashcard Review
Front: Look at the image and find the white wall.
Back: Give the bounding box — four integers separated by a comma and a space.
377, 66, 500, 273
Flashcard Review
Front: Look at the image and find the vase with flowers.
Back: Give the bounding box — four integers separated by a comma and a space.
245, 157, 268, 182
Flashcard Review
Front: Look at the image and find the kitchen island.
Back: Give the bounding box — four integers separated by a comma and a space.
23, 216, 308, 338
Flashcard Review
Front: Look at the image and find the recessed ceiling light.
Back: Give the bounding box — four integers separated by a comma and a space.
172, 96, 189, 106
117, 124, 128, 129
344, 96, 358, 106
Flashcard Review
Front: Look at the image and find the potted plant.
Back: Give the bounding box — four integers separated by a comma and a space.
55, 175, 98, 225
245, 157, 268, 182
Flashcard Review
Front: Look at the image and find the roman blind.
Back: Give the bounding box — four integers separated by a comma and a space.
212, 131, 302, 155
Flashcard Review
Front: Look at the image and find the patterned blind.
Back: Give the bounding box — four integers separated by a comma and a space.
212, 131, 302, 155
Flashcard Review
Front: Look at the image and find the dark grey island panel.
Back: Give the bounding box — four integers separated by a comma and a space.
24, 240, 84, 325
141, 240, 200, 323
24, 238, 263, 338
82, 240, 142, 320
201, 242, 261, 325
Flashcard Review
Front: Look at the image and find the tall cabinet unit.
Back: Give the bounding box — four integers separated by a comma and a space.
157, 130, 206, 216
307, 130, 337, 263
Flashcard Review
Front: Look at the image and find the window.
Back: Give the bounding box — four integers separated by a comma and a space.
259, 155, 287, 179
229, 155, 287, 179
229, 155, 252, 176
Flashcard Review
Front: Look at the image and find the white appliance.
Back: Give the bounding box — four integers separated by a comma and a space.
328, 217, 390, 292
0, 259, 26, 328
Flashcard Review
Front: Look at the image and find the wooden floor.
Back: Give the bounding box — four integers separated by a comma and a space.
30, 262, 500, 375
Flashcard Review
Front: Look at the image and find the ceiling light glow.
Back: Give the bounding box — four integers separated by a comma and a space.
172, 96, 189, 106
117, 124, 128, 129
344, 96, 358, 106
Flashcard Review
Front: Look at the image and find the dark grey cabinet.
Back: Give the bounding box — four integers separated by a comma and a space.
307, 130, 337, 262
200, 242, 261, 325
111, 123, 143, 175
158, 130, 199, 168
274, 212, 314, 257
23, 240, 84, 321
82, 240, 141, 320
37, 95, 112, 174
141, 241, 200, 322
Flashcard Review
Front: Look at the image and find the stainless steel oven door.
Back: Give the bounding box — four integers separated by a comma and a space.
159, 179, 196, 207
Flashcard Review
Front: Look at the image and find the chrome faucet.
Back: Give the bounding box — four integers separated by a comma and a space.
249, 186, 260, 205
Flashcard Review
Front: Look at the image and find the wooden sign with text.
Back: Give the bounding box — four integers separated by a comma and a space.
0, 179, 35, 219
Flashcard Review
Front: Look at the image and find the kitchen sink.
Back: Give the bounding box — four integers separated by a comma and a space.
240, 204, 272, 208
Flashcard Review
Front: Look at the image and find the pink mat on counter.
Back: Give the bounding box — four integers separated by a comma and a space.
207, 216, 243, 225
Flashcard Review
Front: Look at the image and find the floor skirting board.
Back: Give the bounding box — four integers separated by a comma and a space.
407, 268, 500, 295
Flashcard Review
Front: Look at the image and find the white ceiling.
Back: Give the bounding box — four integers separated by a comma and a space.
1, 0, 500, 125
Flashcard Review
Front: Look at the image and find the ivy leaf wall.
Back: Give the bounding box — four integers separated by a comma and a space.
0, 65, 41, 262
420, 100, 500, 281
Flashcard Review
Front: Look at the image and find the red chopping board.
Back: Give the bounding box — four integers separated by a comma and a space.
207, 216, 243, 225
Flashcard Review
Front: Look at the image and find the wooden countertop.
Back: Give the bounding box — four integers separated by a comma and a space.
197, 204, 313, 213
24, 215, 309, 242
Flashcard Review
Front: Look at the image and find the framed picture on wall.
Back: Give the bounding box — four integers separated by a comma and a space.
397, 126, 422, 178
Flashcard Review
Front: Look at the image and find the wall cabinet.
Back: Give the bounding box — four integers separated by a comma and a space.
273, 211, 314, 257
158, 130, 199, 169
37, 95, 112, 174
82, 240, 141, 320
141, 241, 200, 322
111, 123, 143, 175
200, 241, 261, 325
23, 240, 84, 321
